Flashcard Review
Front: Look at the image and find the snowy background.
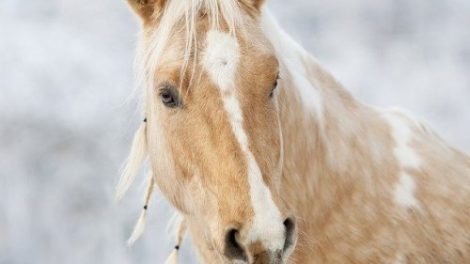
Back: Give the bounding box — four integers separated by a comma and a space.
1, 0, 469, 263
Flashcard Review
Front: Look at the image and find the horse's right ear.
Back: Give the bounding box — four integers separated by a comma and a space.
127, 0, 165, 23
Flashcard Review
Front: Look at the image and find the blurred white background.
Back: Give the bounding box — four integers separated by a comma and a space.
1, 0, 469, 263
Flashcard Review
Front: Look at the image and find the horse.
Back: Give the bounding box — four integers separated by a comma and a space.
116, 0, 470, 263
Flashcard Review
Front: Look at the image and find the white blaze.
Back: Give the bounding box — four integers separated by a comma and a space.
385, 112, 421, 209
202, 30, 285, 250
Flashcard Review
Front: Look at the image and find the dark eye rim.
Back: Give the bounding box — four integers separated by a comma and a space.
158, 84, 182, 108
269, 73, 281, 98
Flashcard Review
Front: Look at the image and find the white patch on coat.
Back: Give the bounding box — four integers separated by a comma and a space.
392, 253, 407, 264
394, 172, 420, 209
384, 112, 421, 209
386, 113, 421, 168
260, 9, 324, 123
202, 30, 285, 251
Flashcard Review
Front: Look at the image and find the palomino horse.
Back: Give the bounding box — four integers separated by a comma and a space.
116, 0, 470, 263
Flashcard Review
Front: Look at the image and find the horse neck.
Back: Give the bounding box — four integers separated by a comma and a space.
266, 13, 381, 218
277, 59, 361, 211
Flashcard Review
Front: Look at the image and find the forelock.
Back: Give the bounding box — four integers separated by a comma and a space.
135, 0, 248, 99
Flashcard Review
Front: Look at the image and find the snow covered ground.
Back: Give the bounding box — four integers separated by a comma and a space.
1, 0, 469, 263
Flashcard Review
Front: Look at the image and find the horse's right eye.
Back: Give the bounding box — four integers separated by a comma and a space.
159, 87, 181, 108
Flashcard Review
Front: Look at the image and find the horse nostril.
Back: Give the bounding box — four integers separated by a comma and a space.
224, 228, 247, 261
283, 217, 296, 252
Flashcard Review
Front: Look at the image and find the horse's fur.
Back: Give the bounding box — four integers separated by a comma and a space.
117, 0, 470, 263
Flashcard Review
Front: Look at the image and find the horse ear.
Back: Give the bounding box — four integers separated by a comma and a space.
245, 0, 266, 10
127, 0, 165, 23
241, 0, 267, 13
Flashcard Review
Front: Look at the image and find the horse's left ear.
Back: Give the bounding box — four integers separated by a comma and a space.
242, 0, 267, 11
127, 0, 166, 23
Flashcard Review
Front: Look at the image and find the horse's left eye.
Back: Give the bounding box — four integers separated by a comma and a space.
269, 74, 280, 98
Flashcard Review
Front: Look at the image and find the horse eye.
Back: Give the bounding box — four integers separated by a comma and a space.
159, 88, 180, 108
269, 74, 280, 98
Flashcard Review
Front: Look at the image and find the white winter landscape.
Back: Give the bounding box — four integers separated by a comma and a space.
1, 0, 469, 263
